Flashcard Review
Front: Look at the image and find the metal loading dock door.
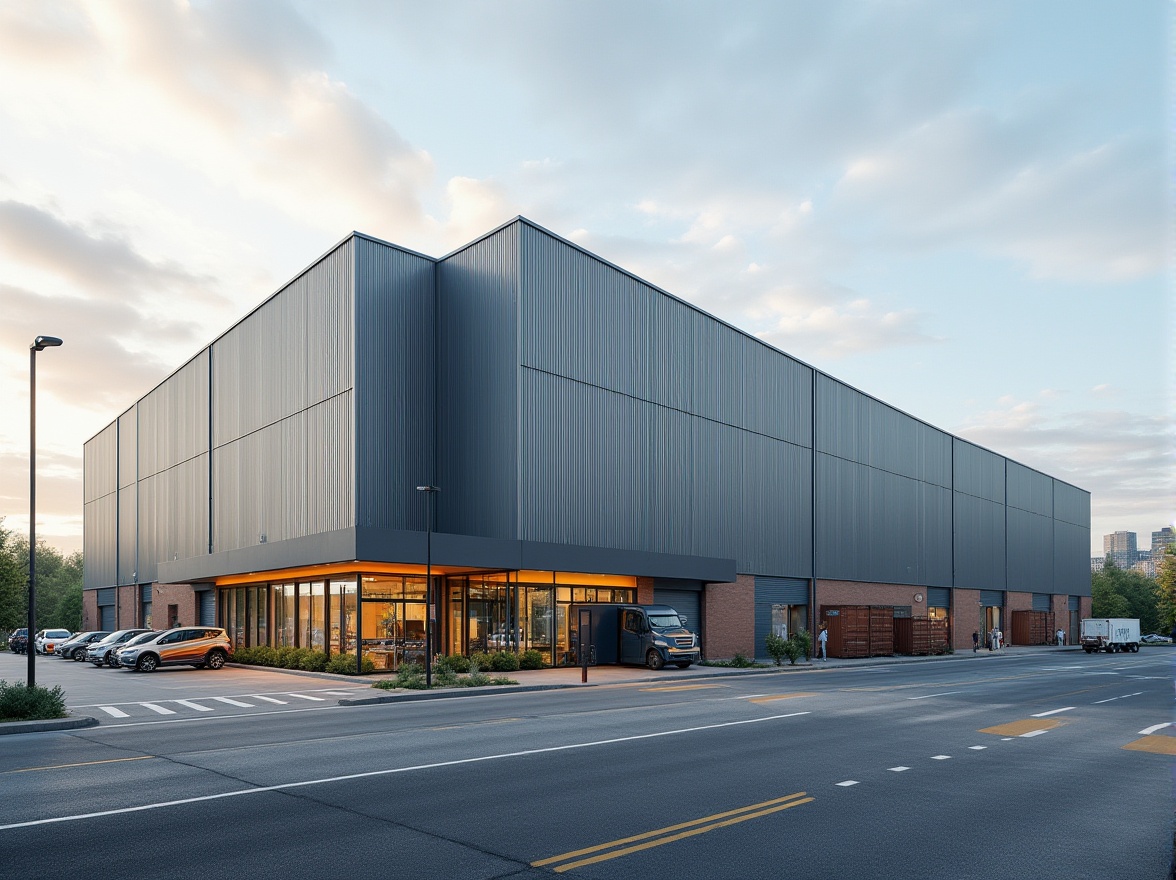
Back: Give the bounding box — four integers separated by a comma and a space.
653, 589, 701, 640
198, 590, 215, 626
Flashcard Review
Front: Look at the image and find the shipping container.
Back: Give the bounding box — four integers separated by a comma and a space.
894, 617, 950, 655
821, 605, 894, 658
1010, 610, 1055, 646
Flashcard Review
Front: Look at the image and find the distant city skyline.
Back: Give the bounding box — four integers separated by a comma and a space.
0, 2, 1168, 558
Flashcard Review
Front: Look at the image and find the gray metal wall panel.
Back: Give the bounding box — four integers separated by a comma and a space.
816, 375, 951, 487
1053, 480, 1090, 527
212, 240, 351, 449
517, 368, 809, 575
212, 412, 310, 553
816, 453, 950, 585
82, 495, 117, 588
118, 407, 137, 489
1054, 519, 1091, 596
84, 422, 117, 502
517, 224, 811, 447
953, 439, 1004, 503
437, 224, 519, 539
138, 351, 209, 479
952, 492, 1006, 590
307, 393, 353, 536
137, 454, 209, 582
1007, 506, 1053, 592
1007, 461, 1052, 515
354, 238, 434, 531
118, 485, 136, 584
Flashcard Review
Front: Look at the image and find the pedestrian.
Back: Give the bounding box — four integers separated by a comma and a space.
972, 630, 979, 653
1056, 628, 1064, 647
996, 628, 1004, 650
987, 628, 994, 651
817, 626, 828, 661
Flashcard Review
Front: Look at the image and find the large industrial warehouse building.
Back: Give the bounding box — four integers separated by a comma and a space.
82, 218, 1092, 667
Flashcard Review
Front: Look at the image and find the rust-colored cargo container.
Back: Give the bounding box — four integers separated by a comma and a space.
821, 605, 894, 658
1010, 610, 1055, 646
894, 617, 950, 655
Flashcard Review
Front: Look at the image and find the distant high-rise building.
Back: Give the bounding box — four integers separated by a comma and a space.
1151, 527, 1175, 573
1090, 556, 1105, 572
1104, 531, 1138, 569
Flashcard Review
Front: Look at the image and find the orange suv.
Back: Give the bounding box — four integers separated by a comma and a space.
117, 627, 232, 672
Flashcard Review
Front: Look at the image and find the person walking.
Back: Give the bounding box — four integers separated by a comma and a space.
817, 626, 828, 661
1056, 628, 1065, 647
972, 630, 979, 653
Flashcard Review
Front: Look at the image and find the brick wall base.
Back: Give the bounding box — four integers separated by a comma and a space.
703, 575, 754, 660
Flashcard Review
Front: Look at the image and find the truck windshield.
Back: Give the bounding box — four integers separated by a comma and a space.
647, 613, 682, 629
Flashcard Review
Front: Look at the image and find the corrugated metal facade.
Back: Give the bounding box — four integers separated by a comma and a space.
815, 377, 952, 586
354, 236, 436, 531
514, 224, 812, 572
436, 224, 519, 539
210, 240, 354, 552
81, 218, 1090, 608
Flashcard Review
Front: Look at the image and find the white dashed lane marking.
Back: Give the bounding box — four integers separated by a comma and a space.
968, 746, 986, 750
836, 781, 859, 787
285, 693, 326, 702
888, 767, 909, 772
251, 695, 287, 704
139, 703, 175, 715
98, 706, 129, 718
931, 755, 951, 760
1031, 707, 1074, 718
211, 697, 253, 707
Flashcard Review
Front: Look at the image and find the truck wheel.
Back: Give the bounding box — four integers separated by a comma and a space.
646, 650, 665, 671
1084, 648, 1092, 654
674, 662, 692, 669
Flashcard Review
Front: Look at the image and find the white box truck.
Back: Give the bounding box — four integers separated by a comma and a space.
1079, 618, 1140, 654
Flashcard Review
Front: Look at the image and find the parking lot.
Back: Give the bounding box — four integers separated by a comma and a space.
0, 648, 371, 724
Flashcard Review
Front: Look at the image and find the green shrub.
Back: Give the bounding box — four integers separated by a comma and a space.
298, 650, 328, 671
488, 650, 520, 672
792, 629, 813, 660
0, 680, 67, 722
764, 634, 789, 666
326, 652, 374, 675
393, 661, 426, 689
469, 651, 493, 670
489, 676, 518, 685
437, 654, 471, 673
519, 649, 544, 670
466, 669, 491, 687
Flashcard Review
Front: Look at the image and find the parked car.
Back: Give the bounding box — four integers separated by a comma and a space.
9, 628, 28, 654
1140, 633, 1172, 645
33, 629, 73, 654
118, 627, 233, 672
110, 631, 163, 667
85, 629, 152, 667
56, 631, 112, 659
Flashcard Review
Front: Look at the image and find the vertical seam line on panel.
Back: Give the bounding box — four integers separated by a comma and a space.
208, 346, 214, 556
514, 225, 522, 538
114, 420, 119, 590
350, 237, 359, 537
810, 369, 817, 637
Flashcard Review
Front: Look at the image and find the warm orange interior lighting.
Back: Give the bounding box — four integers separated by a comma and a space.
214, 560, 476, 587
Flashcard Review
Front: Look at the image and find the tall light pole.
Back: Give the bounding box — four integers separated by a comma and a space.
29, 335, 63, 689
416, 485, 439, 688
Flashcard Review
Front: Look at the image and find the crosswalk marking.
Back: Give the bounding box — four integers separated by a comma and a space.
211, 697, 254, 707
251, 695, 288, 704
320, 691, 353, 696
173, 700, 213, 712
98, 706, 129, 718
285, 693, 326, 702
140, 703, 176, 715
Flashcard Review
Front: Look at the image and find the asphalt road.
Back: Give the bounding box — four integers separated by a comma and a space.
1, 648, 1171, 879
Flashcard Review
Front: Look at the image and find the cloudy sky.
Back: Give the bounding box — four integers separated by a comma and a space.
0, 0, 1169, 557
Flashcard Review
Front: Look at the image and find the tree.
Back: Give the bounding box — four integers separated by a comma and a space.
1091, 557, 1161, 633
1156, 546, 1176, 633
0, 523, 83, 633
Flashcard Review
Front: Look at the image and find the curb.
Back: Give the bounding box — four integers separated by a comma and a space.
0, 715, 100, 736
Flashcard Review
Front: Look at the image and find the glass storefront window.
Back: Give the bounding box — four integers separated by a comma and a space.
330, 579, 357, 655
273, 584, 295, 647
521, 586, 553, 665
300, 582, 325, 651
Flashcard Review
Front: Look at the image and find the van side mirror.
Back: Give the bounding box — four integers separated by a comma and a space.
680, 616, 688, 626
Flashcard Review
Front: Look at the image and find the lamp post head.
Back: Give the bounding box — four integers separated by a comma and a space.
31, 336, 63, 351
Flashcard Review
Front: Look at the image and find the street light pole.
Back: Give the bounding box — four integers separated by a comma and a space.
416, 485, 439, 688
28, 335, 63, 689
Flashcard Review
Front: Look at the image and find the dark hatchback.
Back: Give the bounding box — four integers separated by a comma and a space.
57, 631, 112, 660
8, 628, 28, 654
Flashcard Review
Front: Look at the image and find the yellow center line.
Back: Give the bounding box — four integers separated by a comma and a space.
9, 755, 154, 774
545, 795, 814, 872
532, 791, 809, 868
639, 684, 727, 692
748, 692, 817, 703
